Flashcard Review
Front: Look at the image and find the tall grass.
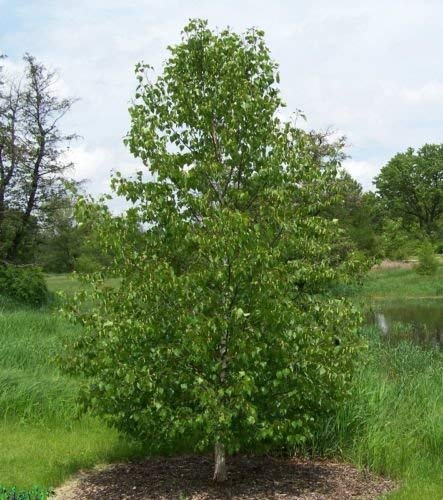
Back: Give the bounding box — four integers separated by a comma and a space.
0, 293, 140, 490
307, 326, 443, 499
0, 310, 77, 421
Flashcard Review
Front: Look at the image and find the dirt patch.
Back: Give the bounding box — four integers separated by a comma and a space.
54, 455, 395, 499
371, 259, 415, 270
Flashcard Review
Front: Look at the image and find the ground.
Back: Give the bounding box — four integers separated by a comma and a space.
54, 455, 395, 500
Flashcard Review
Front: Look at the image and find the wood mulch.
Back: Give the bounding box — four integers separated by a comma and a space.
54, 455, 396, 499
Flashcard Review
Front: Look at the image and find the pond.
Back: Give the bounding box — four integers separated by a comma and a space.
367, 299, 443, 348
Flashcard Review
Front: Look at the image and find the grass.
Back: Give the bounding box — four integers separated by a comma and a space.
45, 273, 84, 295
0, 278, 141, 491
361, 266, 443, 299
1, 272, 442, 498
347, 332, 442, 499
308, 326, 443, 499
0, 420, 136, 488
348, 267, 443, 498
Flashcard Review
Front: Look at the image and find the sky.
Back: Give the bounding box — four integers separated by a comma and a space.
1, 0, 443, 203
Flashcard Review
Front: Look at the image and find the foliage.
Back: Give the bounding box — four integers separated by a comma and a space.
0, 264, 48, 306
73, 252, 104, 274
0, 54, 77, 262
375, 144, 443, 238
0, 486, 53, 500
379, 218, 420, 260
416, 242, 438, 276
36, 190, 111, 274
0, 210, 40, 263
66, 19, 364, 475
330, 171, 382, 257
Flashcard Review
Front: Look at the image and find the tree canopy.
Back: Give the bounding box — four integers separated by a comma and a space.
66, 20, 363, 481
375, 144, 443, 238
0, 55, 77, 262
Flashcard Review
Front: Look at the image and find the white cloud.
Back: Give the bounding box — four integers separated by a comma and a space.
64, 144, 142, 212
1, 57, 24, 75
343, 160, 380, 191
400, 82, 443, 104
65, 146, 114, 190
65, 145, 140, 192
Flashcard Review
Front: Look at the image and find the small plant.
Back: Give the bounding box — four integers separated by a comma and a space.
415, 242, 438, 276
0, 264, 48, 306
0, 486, 53, 500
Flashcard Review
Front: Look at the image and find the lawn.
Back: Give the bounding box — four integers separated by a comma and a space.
45, 273, 85, 295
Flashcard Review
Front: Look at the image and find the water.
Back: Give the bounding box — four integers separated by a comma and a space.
368, 300, 443, 348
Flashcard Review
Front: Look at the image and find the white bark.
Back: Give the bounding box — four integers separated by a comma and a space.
213, 442, 227, 482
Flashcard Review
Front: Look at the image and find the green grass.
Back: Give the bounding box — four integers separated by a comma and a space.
309, 264, 443, 498
45, 273, 84, 295
45, 273, 120, 297
308, 327, 443, 499
348, 335, 443, 499
0, 420, 137, 488
361, 266, 443, 299
0, 284, 140, 490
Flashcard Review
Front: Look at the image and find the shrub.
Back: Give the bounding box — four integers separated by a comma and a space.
74, 254, 103, 274
434, 240, 443, 254
380, 219, 421, 260
0, 265, 48, 306
0, 486, 53, 500
416, 242, 438, 275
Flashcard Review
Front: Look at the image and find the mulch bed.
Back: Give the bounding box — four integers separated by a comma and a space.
54, 455, 396, 499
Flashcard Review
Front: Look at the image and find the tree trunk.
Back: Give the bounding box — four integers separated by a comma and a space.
0, 188, 5, 248
213, 442, 227, 482
6, 159, 40, 261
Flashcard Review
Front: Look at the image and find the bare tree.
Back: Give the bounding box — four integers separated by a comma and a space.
0, 54, 77, 261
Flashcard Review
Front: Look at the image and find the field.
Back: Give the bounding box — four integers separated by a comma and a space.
0, 271, 442, 498
361, 266, 443, 299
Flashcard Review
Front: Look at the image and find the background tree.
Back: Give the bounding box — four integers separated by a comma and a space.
375, 144, 443, 239
66, 20, 363, 482
329, 170, 381, 257
37, 186, 112, 273
0, 54, 77, 262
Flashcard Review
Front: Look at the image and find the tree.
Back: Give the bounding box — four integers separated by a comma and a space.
0, 54, 77, 262
66, 20, 362, 482
329, 170, 381, 257
37, 187, 112, 273
375, 144, 443, 238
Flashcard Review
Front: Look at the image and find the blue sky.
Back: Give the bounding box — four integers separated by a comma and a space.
2, 0, 443, 199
